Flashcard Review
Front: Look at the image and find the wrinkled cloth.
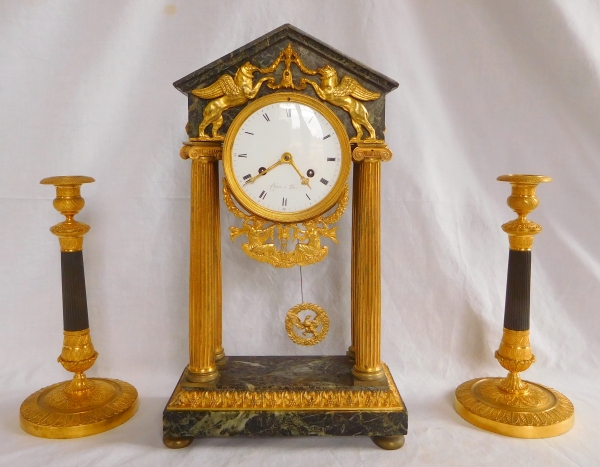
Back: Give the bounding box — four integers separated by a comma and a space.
1, 1, 599, 465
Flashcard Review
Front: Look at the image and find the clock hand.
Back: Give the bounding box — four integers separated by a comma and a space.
243, 158, 283, 185
285, 154, 312, 189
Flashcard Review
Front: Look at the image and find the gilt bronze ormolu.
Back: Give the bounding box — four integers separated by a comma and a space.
454, 174, 574, 438
165, 24, 406, 450
19, 176, 138, 439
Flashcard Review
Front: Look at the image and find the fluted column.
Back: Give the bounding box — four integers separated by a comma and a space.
181, 142, 223, 382
347, 162, 361, 361
351, 143, 392, 381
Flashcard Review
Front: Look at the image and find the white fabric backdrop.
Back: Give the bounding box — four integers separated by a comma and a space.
1, 1, 599, 465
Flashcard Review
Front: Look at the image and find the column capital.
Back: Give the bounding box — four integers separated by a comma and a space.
352, 143, 392, 163
180, 142, 222, 162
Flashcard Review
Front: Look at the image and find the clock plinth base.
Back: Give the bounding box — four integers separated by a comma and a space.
163, 356, 407, 449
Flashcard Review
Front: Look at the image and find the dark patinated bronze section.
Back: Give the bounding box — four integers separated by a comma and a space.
174, 24, 398, 141
503, 250, 531, 331
61, 251, 90, 332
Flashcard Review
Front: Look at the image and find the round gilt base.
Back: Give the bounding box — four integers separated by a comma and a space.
20, 378, 138, 439
454, 377, 574, 438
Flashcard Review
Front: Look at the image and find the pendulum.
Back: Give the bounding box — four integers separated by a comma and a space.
284, 266, 329, 346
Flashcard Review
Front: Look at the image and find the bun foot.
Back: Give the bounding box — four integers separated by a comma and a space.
163, 436, 194, 449
371, 435, 405, 450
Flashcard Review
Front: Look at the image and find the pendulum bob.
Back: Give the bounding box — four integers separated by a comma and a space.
19, 176, 138, 439
454, 174, 574, 438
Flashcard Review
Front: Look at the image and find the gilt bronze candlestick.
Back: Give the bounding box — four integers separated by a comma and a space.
19, 176, 138, 439
454, 174, 574, 438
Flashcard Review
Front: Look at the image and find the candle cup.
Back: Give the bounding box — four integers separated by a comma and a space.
454, 174, 574, 438
19, 176, 138, 439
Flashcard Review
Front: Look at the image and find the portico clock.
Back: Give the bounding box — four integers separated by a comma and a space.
163, 24, 407, 451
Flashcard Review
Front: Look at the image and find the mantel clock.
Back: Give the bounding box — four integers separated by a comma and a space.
163, 24, 407, 450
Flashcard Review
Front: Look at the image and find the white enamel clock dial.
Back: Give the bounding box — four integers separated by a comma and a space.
223, 93, 351, 223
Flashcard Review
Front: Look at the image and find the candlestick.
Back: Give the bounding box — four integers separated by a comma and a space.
19, 176, 138, 439
454, 174, 574, 438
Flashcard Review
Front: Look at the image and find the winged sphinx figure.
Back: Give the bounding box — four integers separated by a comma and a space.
191, 62, 274, 140
301, 65, 381, 142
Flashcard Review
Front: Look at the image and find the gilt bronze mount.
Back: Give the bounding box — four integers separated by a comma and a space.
20, 176, 138, 439
454, 174, 574, 438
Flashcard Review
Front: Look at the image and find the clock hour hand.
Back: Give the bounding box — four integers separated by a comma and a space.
243, 158, 283, 185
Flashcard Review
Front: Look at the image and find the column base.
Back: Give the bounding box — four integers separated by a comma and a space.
215, 347, 226, 362
352, 366, 385, 381
186, 366, 219, 383
454, 377, 574, 438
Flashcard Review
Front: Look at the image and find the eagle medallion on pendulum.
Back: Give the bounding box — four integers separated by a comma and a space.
285, 303, 330, 346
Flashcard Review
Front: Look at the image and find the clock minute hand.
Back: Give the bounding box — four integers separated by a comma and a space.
285, 154, 312, 189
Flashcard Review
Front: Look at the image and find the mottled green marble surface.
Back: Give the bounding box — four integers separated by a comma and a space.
163, 356, 408, 439
174, 24, 398, 141
181, 355, 384, 391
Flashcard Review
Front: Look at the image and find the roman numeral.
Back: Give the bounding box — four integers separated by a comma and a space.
323, 134, 331, 140
245, 131, 254, 135
282, 197, 287, 207
243, 174, 252, 180
259, 190, 267, 199
263, 113, 270, 122
237, 154, 247, 158
320, 178, 329, 185
327, 157, 335, 161
286, 109, 291, 117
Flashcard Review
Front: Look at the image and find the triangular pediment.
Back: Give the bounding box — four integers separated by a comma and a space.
174, 24, 398, 95
175, 24, 397, 141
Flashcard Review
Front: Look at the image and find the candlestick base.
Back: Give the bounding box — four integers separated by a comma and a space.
20, 377, 138, 439
454, 377, 574, 438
